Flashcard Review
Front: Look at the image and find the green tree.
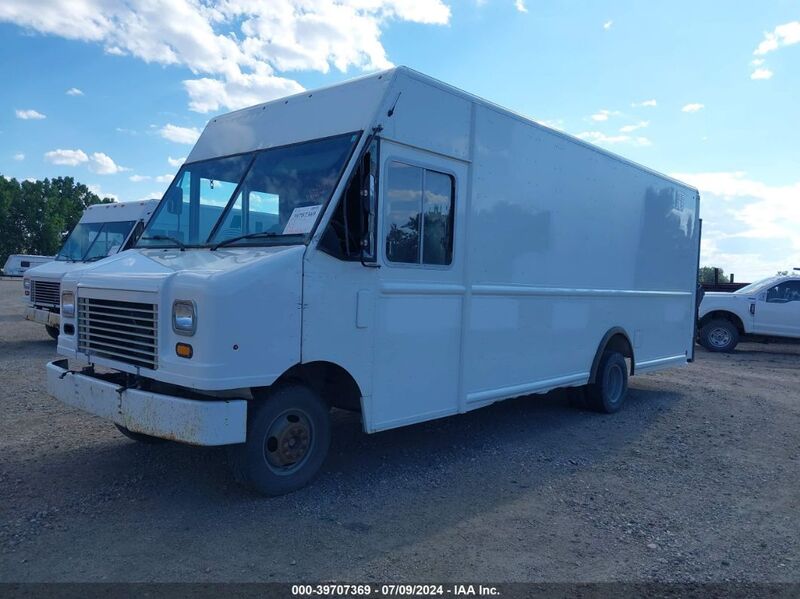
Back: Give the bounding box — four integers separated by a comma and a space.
0, 175, 114, 267
698, 266, 730, 284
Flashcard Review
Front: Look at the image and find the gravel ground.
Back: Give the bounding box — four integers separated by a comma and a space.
0, 277, 798, 583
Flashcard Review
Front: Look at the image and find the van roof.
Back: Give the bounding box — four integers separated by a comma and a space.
80, 198, 160, 224
188, 66, 697, 193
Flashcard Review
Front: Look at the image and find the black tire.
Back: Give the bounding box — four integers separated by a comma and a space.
586, 351, 629, 414
228, 383, 330, 496
699, 319, 739, 352
115, 423, 167, 444
45, 325, 59, 340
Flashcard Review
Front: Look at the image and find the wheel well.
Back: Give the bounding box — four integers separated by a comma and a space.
698, 310, 745, 334
268, 361, 363, 412
589, 328, 635, 383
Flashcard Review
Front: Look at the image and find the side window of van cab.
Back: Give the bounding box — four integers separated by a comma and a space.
385, 162, 454, 266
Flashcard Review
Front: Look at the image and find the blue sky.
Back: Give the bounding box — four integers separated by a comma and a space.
0, 0, 798, 280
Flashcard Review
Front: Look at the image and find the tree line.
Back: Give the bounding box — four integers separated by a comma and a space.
0, 175, 113, 267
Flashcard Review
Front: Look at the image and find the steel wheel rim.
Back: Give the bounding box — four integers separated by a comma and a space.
606, 363, 624, 404
263, 409, 314, 475
708, 327, 732, 348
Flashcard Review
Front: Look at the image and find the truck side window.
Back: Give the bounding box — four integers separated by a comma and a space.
385, 162, 454, 266
766, 281, 800, 303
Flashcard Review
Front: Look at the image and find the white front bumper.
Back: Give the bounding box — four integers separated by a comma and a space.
25, 306, 59, 327
46, 359, 247, 446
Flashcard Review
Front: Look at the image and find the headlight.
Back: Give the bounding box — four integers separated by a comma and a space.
172, 300, 196, 335
61, 291, 75, 317
23, 279, 31, 296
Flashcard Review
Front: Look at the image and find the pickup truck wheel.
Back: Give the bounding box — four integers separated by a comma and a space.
114, 423, 167, 444
586, 351, 628, 414
699, 319, 739, 352
229, 383, 330, 496
45, 325, 59, 340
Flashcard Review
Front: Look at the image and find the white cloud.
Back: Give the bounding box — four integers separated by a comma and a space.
15, 109, 46, 120
129, 174, 151, 182
167, 156, 185, 167
0, 0, 451, 113
514, 0, 528, 12
13, 152, 25, 161
753, 21, 800, 56
87, 184, 119, 203
184, 68, 302, 113
155, 174, 174, 183
66, 87, 84, 96
44, 148, 89, 166
88, 152, 128, 174
603, 20, 613, 30
590, 109, 620, 122
44, 148, 126, 174
619, 120, 649, 133
750, 68, 773, 80
631, 99, 657, 108
751, 58, 764, 66
159, 124, 201, 144
577, 131, 651, 147
671, 171, 800, 279
682, 103, 704, 113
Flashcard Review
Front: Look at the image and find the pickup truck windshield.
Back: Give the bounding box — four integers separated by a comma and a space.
137, 132, 359, 249
734, 276, 781, 295
55, 220, 136, 262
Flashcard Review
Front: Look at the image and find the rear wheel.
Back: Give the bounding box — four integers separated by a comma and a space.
699, 319, 739, 352
45, 325, 59, 340
228, 383, 330, 496
586, 351, 629, 413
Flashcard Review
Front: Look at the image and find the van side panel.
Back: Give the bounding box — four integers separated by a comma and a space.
462, 104, 699, 402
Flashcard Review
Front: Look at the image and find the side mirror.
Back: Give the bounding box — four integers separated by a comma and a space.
166, 186, 183, 215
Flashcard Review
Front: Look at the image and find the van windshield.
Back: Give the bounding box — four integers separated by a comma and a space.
55, 220, 136, 262
137, 132, 359, 249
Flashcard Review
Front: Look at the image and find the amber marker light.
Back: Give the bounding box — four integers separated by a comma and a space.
176, 343, 193, 359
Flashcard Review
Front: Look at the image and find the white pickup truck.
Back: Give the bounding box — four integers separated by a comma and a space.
698, 274, 800, 351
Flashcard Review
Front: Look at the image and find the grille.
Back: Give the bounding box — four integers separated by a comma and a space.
77, 297, 158, 370
31, 280, 60, 306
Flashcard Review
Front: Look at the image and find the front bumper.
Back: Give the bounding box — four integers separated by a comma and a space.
46, 359, 247, 446
25, 306, 59, 327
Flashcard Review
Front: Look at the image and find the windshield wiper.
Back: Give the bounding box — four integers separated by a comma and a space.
140, 235, 187, 250
84, 255, 109, 263
210, 231, 285, 251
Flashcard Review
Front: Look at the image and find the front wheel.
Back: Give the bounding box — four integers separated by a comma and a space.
699, 319, 739, 352
586, 351, 629, 414
45, 325, 59, 340
228, 383, 330, 496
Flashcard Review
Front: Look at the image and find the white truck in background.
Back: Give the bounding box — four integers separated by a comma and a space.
698, 271, 800, 351
2, 254, 53, 277
46, 67, 700, 496
23, 200, 159, 339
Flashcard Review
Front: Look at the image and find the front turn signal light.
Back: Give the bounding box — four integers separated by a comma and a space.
176, 343, 193, 359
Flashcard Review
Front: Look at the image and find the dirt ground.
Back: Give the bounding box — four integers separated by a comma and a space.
0, 277, 798, 583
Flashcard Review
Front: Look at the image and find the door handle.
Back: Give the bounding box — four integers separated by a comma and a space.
750, 303, 755, 315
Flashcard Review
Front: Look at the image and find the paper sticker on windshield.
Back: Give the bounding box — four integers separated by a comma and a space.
283, 205, 323, 235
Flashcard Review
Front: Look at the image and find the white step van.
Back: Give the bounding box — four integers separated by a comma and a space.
2, 254, 53, 277
47, 68, 701, 495
23, 200, 159, 339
